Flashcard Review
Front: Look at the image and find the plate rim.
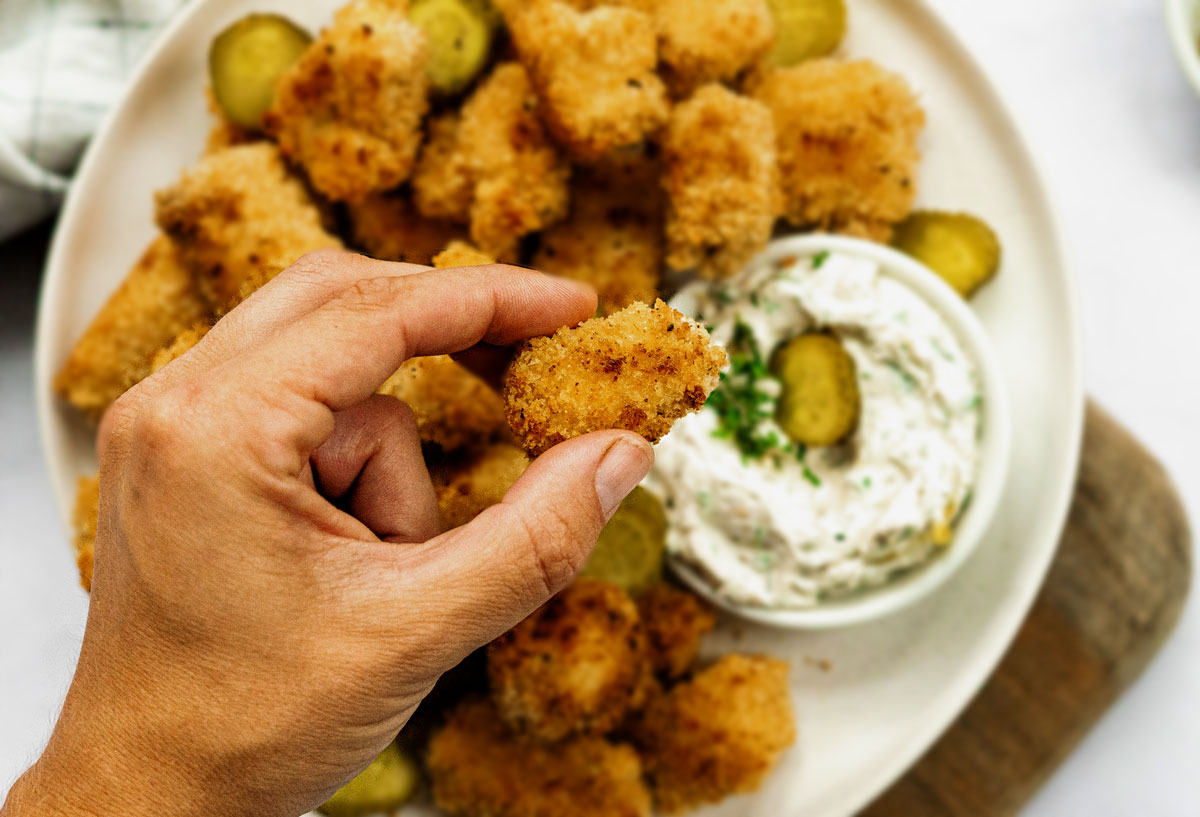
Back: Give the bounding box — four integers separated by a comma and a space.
32, 0, 1087, 813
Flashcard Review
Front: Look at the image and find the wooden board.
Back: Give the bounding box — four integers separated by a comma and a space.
863, 401, 1193, 815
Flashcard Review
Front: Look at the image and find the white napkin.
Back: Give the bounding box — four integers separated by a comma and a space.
0, 0, 188, 241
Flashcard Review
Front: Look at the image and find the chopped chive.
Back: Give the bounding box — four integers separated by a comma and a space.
812, 250, 830, 269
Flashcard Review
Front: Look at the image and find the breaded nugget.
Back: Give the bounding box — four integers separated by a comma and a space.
662, 84, 780, 278
637, 583, 715, 680
634, 654, 795, 813
53, 236, 212, 422
487, 579, 649, 741
749, 59, 925, 242
509, 2, 668, 160
412, 113, 474, 222
418, 63, 571, 260
436, 442, 529, 530
378, 356, 507, 452
263, 0, 429, 202
533, 162, 662, 314
428, 697, 651, 817
71, 476, 100, 592
654, 0, 775, 96
505, 300, 725, 457
432, 240, 496, 268
154, 143, 342, 314
347, 192, 465, 265
149, 323, 211, 375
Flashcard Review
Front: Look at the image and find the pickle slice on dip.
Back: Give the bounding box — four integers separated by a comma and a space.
209, 13, 312, 130
771, 332, 861, 448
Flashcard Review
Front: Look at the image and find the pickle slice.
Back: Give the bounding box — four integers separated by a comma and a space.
579, 486, 667, 596
764, 0, 848, 66
319, 743, 419, 817
890, 210, 1002, 299
208, 14, 312, 130
771, 332, 860, 448
410, 0, 494, 96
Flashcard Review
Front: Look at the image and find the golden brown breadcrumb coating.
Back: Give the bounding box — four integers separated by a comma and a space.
149, 323, 211, 375
428, 697, 651, 817
749, 59, 925, 242
634, 654, 796, 813
53, 236, 212, 422
347, 192, 465, 265
412, 113, 474, 223
487, 579, 650, 742
436, 442, 529, 530
654, 0, 775, 96
417, 63, 571, 260
378, 356, 507, 452
432, 240, 496, 268
662, 84, 780, 278
71, 476, 100, 592
637, 583, 715, 680
504, 300, 726, 457
509, 2, 668, 160
263, 0, 429, 202
533, 161, 662, 314
154, 143, 342, 314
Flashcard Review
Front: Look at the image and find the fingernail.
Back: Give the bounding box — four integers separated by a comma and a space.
595, 436, 654, 519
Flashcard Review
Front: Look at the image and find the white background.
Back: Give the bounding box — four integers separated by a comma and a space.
2, 0, 1199, 812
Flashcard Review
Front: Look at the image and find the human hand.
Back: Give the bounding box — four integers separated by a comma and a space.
2, 251, 654, 817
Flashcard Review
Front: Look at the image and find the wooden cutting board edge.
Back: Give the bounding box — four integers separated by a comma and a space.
862, 401, 1193, 815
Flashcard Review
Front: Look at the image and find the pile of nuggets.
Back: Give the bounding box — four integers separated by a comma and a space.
51, 0, 934, 810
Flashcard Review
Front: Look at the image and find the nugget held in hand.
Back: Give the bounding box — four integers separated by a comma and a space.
504, 300, 727, 457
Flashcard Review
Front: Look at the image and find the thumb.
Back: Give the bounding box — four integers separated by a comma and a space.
415, 430, 653, 649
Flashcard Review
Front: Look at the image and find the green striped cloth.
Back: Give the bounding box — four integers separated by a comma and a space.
0, 0, 187, 240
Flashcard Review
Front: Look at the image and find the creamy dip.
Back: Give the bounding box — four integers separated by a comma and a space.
648, 251, 982, 608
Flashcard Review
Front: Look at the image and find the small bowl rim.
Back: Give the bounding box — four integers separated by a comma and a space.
665, 233, 1013, 630
1164, 0, 1200, 98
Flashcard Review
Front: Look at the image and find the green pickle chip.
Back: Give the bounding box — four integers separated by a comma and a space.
890, 210, 1002, 299
765, 0, 848, 66
580, 486, 667, 596
319, 743, 419, 817
208, 13, 312, 130
409, 0, 494, 96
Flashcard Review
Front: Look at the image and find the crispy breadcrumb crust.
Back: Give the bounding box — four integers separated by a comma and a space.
533, 161, 663, 314
432, 240, 497, 268
428, 697, 651, 817
510, 2, 668, 160
487, 579, 650, 742
749, 59, 925, 242
263, 0, 429, 202
637, 583, 715, 680
150, 323, 211, 374
662, 84, 780, 278
53, 236, 212, 422
436, 442, 529, 530
504, 300, 726, 457
412, 113, 474, 222
635, 654, 796, 813
154, 143, 342, 314
655, 0, 775, 97
347, 192, 465, 265
71, 476, 100, 592
378, 356, 507, 452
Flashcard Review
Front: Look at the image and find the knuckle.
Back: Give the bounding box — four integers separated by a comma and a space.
337, 274, 412, 316
516, 504, 589, 595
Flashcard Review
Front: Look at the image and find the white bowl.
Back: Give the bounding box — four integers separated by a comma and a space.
668, 234, 1012, 630
1165, 0, 1200, 97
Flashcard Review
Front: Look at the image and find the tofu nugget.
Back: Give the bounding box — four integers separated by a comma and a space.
436, 442, 529, 530
415, 63, 571, 259
750, 59, 925, 242
71, 476, 100, 592
53, 235, 212, 422
637, 583, 715, 680
663, 84, 780, 278
378, 355, 507, 453
412, 113, 474, 222
155, 143, 342, 314
149, 323, 211, 375
429, 697, 651, 817
504, 300, 726, 457
510, 2, 668, 160
347, 192, 465, 265
264, 0, 429, 202
634, 654, 796, 813
488, 579, 649, 742
533, 161, 663, 314
655, 0, 775, 96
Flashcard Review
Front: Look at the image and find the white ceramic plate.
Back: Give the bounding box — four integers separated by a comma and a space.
34, 0, 1084, 815
1164, 0, 1200, 97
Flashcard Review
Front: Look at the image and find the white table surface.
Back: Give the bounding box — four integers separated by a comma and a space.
2, 0, 1199, 812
